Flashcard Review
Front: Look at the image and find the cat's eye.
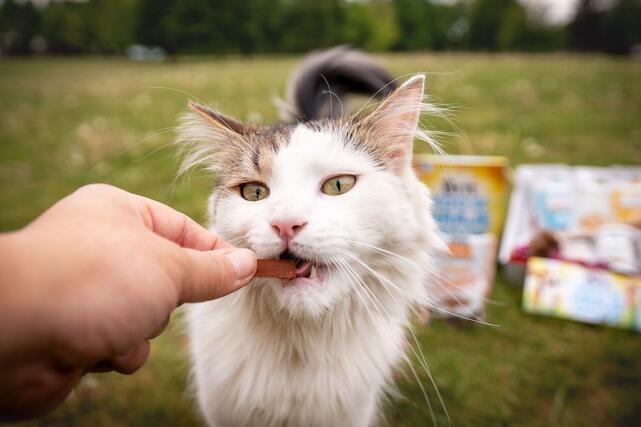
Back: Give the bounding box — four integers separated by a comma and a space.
240, 182, 270, 201
321, 175, 356, 196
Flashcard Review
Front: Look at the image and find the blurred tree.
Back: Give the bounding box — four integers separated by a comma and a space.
497, 1, 528, 50
466, 0, 514, 50
498, 1, 565, 51
0, 0, 41, 54
136, 0, 179, 53
394, 0, 434, 50
343, 0, 399, 51
567, 0, 607, 51
279, 0, 344, 52
90, 0, 138, 53
41, 1, 93, 53
39, 0, 136, 54
603, 0, 641, 54
394, 0, 462, 50
567, 0, 641, 54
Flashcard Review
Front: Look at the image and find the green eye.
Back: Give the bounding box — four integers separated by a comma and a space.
240, 182, 270, 201
321, 175, 356, 196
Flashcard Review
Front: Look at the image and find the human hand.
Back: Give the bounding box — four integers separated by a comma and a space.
0, 184, 256, 421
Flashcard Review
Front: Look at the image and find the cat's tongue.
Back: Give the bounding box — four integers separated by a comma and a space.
295, 260, 312, 278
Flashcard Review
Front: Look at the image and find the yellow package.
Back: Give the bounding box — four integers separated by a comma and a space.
414, 155, 510, 235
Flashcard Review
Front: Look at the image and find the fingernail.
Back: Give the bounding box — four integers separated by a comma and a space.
225, 249, 257, 285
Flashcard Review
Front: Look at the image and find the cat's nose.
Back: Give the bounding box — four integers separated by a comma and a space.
270, 218, 307, 241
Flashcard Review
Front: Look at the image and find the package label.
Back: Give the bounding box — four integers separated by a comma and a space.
415, 155, 509, 235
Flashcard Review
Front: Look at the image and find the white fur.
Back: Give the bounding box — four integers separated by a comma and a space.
186, 119, 440, 426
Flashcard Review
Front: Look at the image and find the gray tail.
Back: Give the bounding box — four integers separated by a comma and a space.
280, 46, 397, 122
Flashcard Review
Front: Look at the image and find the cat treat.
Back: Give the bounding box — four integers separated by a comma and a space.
255, 259, 297, 279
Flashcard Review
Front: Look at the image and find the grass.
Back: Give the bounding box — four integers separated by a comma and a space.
1, 53, 640, 427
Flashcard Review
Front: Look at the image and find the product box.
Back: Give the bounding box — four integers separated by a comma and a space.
523, 257, 641, 332
431, 233, 497, 320
499, 165, 641, 265
414, 155, 510, 235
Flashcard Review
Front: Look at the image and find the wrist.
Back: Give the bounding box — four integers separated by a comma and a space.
0, 230, 55, 360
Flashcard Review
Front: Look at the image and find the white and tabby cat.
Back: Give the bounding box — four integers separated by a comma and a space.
178, 47, 443, 427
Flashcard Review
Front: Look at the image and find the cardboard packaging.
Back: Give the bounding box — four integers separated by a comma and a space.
500, 165, 641, 265
523, 257, 641, 332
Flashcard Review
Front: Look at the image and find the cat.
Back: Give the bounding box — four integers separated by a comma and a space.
177, 47, 443, 427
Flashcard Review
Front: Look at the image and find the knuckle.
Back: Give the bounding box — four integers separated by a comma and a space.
76, 183, 117, 195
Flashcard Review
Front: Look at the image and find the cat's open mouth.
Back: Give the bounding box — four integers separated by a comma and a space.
279, 250, 326, 285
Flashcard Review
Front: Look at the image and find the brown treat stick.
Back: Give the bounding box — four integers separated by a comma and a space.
256, 259, 297, 280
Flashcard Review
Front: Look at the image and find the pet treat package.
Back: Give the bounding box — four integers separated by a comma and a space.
523, 257, 641, 332
414, 155, 508, 318
431, 233, 497, 319
500, 165, 641, 265
414, 155, 510, 235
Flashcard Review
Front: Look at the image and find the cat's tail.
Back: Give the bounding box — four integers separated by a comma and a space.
276, 46, 397, 122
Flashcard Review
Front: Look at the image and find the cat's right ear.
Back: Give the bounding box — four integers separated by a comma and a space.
188, 101, 252, 136
176, 102, 252, 176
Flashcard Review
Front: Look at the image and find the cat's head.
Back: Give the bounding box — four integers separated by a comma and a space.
178, 75, 438, 318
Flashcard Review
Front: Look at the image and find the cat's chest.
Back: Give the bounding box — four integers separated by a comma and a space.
216, 322, 396, 424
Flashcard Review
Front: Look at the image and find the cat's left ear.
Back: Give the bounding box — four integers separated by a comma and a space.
362, 74, 424, 174
176, 101, 254, 177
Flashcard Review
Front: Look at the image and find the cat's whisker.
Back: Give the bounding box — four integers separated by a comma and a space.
112, 126, 179, 160
341, 251, 418, 302
346, 241, 462, 311
425, 270, 502, 326
342, 251, 444, 426
338, 260, 391, 320
422, 267, 492, 319
345, 239, 500, 327
336, 251, 390, 318
319, 74, 345, 118
333, 253, 388, 321
344, 239, 420, 267
139, 139, 185, 163
403, 332, 451, 427
351, 71, 431, 119
407, 327, 453, 427
329, 255, 381, 325
402, 352, 438, 427
147, 85, 209, 107
334, 257, 446, 427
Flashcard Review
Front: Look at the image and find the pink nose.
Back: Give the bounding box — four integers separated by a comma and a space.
270, 218, 307, 240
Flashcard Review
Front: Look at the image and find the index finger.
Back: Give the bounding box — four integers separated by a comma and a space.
130, 194, 231, 251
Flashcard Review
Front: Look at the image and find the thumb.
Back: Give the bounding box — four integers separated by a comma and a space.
174, 247, 256, 304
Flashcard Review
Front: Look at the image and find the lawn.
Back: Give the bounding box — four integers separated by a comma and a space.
1, 53, 640, 427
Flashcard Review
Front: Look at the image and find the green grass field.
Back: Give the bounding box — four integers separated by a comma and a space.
1, 53, 640, 427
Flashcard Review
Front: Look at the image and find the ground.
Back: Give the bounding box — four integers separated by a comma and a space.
1, 53, 640, 427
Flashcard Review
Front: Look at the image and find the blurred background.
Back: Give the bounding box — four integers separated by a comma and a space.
1, 1, 640, 427
1, 0, 641, 56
